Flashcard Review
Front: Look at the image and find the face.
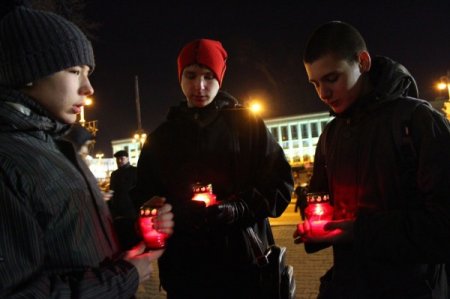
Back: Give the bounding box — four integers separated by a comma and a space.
116, 156, 129, 167
22, 65, 94, 124
181, 64, 220, 108
304, 52, 371, 114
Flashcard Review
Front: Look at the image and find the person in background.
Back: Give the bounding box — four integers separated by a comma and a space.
109, 150, 140, 250
132, 38, 294, 299
294, 20, 450, 298
63, 123, 96, 162
0, 2, 173, 297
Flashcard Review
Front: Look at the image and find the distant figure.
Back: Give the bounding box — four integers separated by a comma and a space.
63, 123, 95, 162
109, 150, 140, 249
294, 184, 308, 220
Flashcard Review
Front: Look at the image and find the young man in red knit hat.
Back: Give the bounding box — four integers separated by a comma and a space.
132, 38, 294, 299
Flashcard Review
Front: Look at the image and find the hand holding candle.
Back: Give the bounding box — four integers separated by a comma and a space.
139, 196, 173, 250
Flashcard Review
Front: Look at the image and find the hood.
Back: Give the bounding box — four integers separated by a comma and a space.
370, 56, 419, 101
335, 56, 419, 118
0, 87, 70, 138
166, 90, 240, 125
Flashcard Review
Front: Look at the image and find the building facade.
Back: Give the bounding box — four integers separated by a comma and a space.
264, 111, 333, 166
264, 111, 333, 187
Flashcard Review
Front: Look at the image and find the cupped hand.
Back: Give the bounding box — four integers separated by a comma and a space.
142, 196, 174, 235
293, 219, 354, 244
124, 242, 164, 283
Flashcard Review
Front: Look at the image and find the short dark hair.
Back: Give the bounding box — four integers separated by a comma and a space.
303, 21, 367, 64
113, 150, 128, 158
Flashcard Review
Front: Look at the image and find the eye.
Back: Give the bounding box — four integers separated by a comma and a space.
183, 71, 196, 80
69, 68, 81, 75
204, 73, 215, 80
325, 74, 338, 83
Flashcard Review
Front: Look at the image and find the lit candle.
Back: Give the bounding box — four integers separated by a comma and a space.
191, 183, 217, 207
304, 192, 334, 236
139, 206, 168, 249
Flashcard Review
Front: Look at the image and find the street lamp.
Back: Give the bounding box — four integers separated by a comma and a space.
133, 75, 147, 149
436, 73, 450, 120
79, 97, 93, 127
437, 76, 450, 100
246, 96, 264, 115
134, 129, 147, 149
249, 101, 263, 114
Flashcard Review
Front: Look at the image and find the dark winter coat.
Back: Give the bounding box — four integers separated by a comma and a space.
0, 88, 139, 298
133, 91, 294, 298
109, 163, 138, 220
309, 56, 450, 298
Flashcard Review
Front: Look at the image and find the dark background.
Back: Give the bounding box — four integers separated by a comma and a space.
84, 0, 450, 156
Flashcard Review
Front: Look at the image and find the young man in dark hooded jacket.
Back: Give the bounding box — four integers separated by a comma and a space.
294, 21, 450, 298
132, 38, 294, 299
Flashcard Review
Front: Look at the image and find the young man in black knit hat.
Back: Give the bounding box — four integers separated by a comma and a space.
0, 2, 173, 298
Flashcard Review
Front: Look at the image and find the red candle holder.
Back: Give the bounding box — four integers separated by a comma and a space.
303, 192, 334, 236
139, 204, 169, 249
191, 183, 217, 207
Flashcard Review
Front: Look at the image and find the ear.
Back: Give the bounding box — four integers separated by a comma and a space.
358, 51, 371, 72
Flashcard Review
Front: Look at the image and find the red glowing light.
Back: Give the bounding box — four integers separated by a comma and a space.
304, 193, 334, 236
139, 207, 168, 249
191, 183, 217, 207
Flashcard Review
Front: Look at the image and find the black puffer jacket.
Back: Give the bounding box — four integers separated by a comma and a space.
309, 56, 450, 298
134, 91, 294, 296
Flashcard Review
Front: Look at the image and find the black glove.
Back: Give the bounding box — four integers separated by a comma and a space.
206, 200, 248, 226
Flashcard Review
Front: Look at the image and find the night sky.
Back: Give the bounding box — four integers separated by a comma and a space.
84, 0, 450, 156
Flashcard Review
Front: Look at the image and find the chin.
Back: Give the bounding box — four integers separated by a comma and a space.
62, 115, 78, 124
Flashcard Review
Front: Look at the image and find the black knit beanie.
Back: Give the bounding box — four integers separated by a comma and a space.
0, 0, 95, 88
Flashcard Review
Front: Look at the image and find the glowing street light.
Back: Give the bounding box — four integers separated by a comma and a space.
133, 76, 147, 149
436, 73, 450, 120
249, 101, 263, 114
134, 130, 147, 149
79, 97, 93, 127
437, 76, 450, 100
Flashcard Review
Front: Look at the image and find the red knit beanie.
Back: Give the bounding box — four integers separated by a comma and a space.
177, 39, 228, 86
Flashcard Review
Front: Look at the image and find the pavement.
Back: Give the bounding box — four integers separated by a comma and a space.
136, 202, 333, 299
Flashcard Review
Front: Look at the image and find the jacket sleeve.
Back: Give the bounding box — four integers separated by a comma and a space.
0, 170, 139, 298
234, 112, 294, 222
355, 104, 450, 263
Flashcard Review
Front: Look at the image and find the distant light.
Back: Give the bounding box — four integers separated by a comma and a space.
85, 97, 93, 106
249, 102, 263, 114
437, 82, 448, 90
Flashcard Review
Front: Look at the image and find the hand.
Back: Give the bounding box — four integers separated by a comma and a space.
141, 196, 174, 236
293, 219, 354, 244
123, 242, 164, 283
102, 190, 113, 201
206, 200, 247, 225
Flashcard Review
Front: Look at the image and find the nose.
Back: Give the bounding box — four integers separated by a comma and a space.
318, 85, 331, 102
81, 76, 94, 97
195, 76, 206, 90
